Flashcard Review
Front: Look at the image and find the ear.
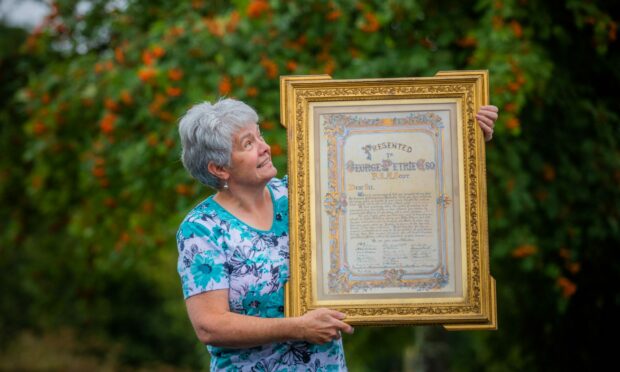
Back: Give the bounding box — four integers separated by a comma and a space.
207, 162, 230, 182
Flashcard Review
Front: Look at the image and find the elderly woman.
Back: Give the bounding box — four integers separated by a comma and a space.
176, 99, 497, 370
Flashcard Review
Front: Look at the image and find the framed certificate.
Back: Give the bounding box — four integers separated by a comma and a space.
280, 72, 496, 329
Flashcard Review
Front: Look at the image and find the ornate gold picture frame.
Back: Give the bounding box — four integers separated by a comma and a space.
280, 72, 496, 330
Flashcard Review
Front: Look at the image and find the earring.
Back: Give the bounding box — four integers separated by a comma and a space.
223, 180, 229, 189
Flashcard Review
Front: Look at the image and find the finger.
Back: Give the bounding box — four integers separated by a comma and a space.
480, 105, 498, 112
477, 108, 498, 121
476, 114, 493, 129
334, 319, 355, 334
478, 110, 498, 121
477, 120, 493, 140
478, 111, 499, 121
483, 127, 494, 141
326, 309, 347, 320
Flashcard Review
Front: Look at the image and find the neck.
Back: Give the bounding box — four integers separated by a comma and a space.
215, 181, 270, 214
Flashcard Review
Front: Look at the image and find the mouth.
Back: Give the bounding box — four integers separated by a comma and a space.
257, 158, 271, 169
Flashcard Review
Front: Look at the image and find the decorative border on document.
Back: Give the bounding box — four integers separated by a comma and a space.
321, 112, 450, 294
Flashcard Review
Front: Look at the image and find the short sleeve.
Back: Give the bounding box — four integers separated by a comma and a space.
176, 219, 229, 299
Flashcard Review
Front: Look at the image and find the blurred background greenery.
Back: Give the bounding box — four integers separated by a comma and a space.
1, 0, 618, 371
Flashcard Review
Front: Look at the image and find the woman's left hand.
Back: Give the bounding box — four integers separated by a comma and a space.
476, 105, 499, 142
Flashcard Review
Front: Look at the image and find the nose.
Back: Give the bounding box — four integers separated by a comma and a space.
258, 137, 270, 154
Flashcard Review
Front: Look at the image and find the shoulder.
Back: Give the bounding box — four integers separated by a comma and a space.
176, 196, 222, 246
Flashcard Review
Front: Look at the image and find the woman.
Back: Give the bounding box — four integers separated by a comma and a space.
176, 99, 497, 371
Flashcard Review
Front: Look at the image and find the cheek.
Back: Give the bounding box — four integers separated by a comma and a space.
231, 153, 257, 169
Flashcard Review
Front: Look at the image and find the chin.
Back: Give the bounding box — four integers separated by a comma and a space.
266, 167, 278, 179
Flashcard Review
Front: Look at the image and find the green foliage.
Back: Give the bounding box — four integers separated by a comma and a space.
1, 0, 618, 370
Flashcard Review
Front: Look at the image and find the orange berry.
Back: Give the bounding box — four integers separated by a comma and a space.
166, 86, 182, 97
505, 178, 515, 192
120, 232, 130, 242
148, 93, 167, 114
324, 59, 335, 75
271, 143, 283, 156
456, 36, 477, 48
142, 200, 154, 213
104, 98, 119, 112
261, 121, 274, 130
246, 86, 258, 97
557, 277, 577, 298
510, 20, 523, 38
31, 175, 43, 189
511, 244, 537, 258
492, 16, 504, 30
286, 60, 298, 72
104, 197, 117, 208
168, 68, 184, 81
504, 102, 517, 113
120, 90, 133, 105
227, 10, 240, 33
171, 26, 185, 37
158, 111, 174, 122
219, 76, 232, 95
260, 57, 278, 79
114, 47, 125, 64
147, 133, 158, 147
92, 166, 106, 178
204, 17, 224, 37
326, 10, 341, 21
542, 164, 556, 181
247, 0, 270, 18
142, 50, 154, 66
100, 113, 117, 134
33, 121, 46, 135
566, 262, 581, 274
506, 117, 520, 130
360, 12, 380, 33
138, 67, 157, 82
176, 184, 189, 195
152, 45, 165, 58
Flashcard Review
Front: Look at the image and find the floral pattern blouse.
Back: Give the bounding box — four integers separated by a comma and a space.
176, 176, 347, 371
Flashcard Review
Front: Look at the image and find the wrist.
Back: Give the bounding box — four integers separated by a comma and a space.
287, 316, 306, 342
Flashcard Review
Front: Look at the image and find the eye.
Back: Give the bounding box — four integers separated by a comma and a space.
243, 139, 253, 149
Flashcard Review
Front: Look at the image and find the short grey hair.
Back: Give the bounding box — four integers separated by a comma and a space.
178, 99, 259, 189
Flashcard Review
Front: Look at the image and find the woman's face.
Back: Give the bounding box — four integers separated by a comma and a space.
227, 123, 277, 188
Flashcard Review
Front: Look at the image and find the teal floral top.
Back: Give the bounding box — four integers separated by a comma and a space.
176, 177, 347, 371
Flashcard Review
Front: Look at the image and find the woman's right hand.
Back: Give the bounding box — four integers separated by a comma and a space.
297, 308, 355, 344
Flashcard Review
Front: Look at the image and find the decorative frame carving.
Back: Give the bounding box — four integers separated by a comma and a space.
280, 72, 496, 329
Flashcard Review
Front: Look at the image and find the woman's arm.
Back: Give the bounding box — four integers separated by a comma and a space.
185, 289, 354, 348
